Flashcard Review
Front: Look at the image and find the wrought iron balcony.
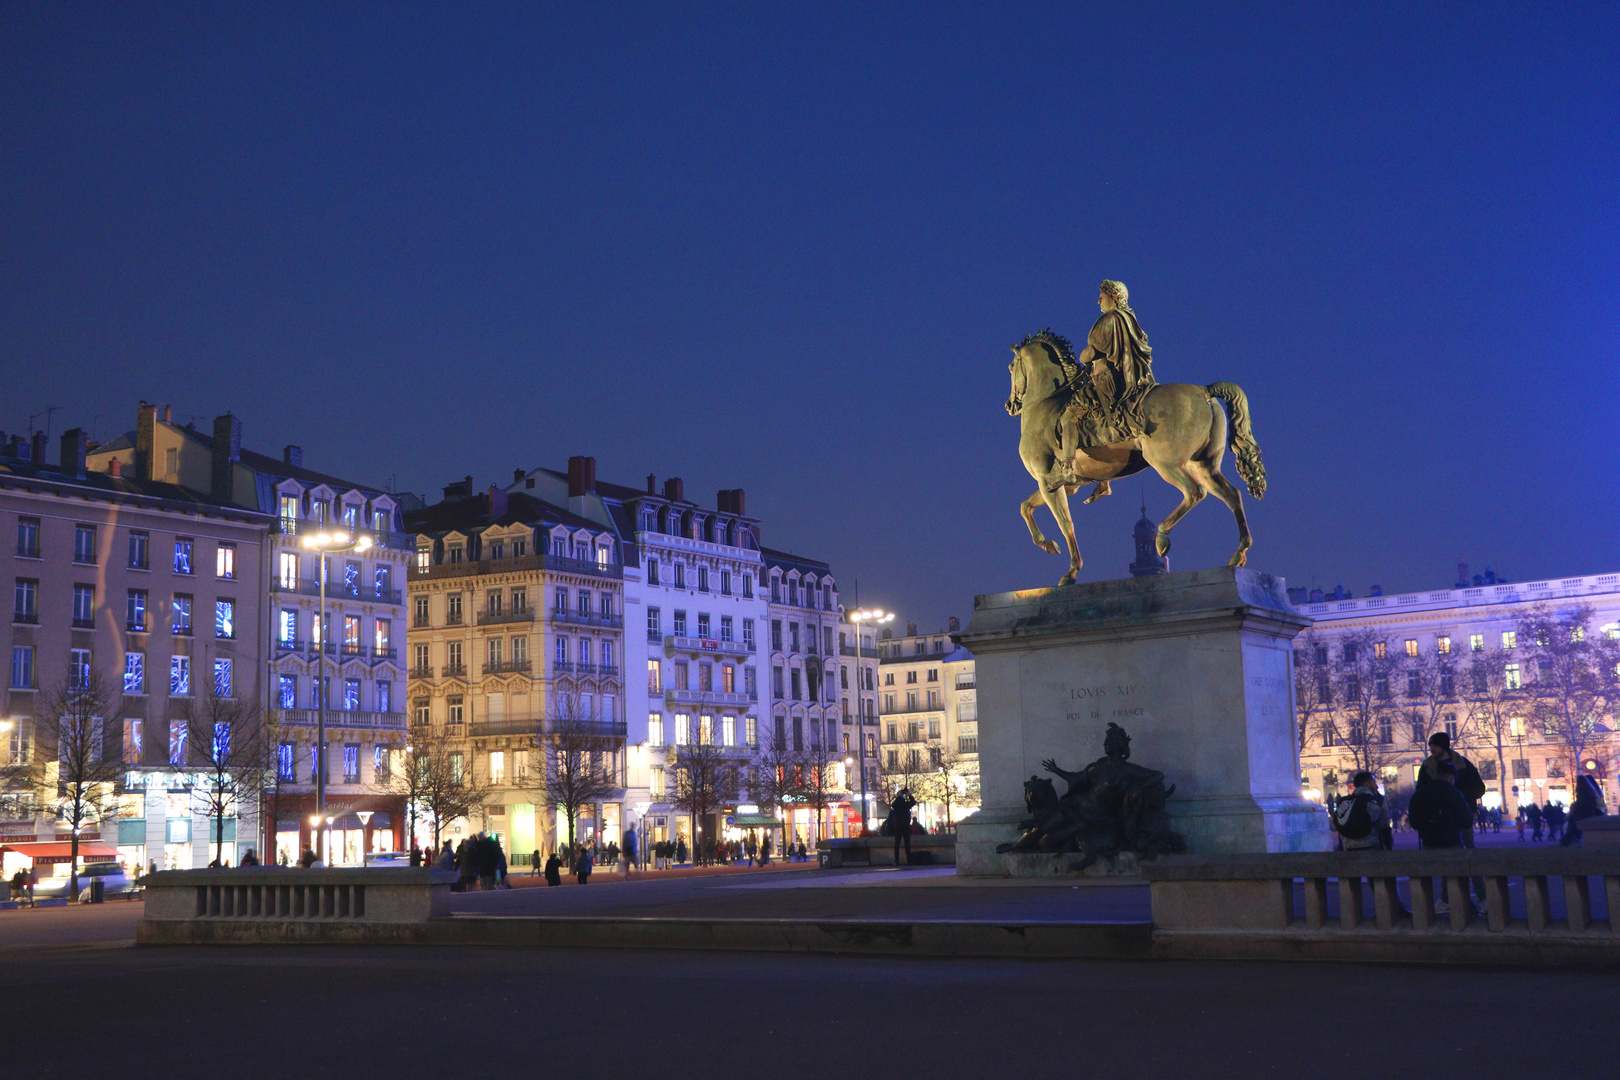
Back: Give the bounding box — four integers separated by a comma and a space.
483, 659, 532, 675
441, 664, 467, 678
551, 609, 623, 630
478, 609, 535, 626
277, 708, 408, 731
408, 666, 434, 680
409, 551, 623, 582
665, 688, 753, 708
663, 635, 752, 659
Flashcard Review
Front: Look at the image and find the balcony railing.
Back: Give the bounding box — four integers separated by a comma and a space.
409, 552, 624, 582
274, 518, 416, 552
552, 609, 624, 630
665, 688, 753, 709
277, 708, 408, 731
441, 664, 467, 679
12, 613, 38, 625
468, 718, 545, 739
408, 666, 434, 680
663, 635, 752, 659
275, 638, 304, 653
478, 609, 535, 626
483, 660, 532, 675
838, 645, 880, 658
551, 660, 573, 674
955, 678, 976, 690
413, 615, 431, 628
275, 578, 403, 605
597, 663, 619, 678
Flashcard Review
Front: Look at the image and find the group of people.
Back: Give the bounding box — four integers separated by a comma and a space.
427, 832, 510, 891
1332, 731, 1609, 915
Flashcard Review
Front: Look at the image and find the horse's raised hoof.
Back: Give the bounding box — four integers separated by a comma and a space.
1156, 534, 1171, 557
1058, 572, 1077, 586
1038, 539, 1060, 555
1082, 481, 1111, 505
1229, 550, 1248, 568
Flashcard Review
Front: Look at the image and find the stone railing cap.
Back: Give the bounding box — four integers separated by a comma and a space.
1141, 849, 1620, 880
145, 867, 457, 886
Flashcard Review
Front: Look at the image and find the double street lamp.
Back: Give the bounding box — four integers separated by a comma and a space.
847, 608, 893, 832
301, 529, 373, 860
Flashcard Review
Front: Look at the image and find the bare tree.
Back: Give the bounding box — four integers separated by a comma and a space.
670, 739, 732, 864
1318, 631, 1404, 777
536, 686, 620, 854
748, 730, 801, 845
925, 744, 979, 831
1404, 640, 1467, 751
1519, 605, 1619, 786
1462, 647, 1523, 811
391, 726, 492, 852
799, 736, 843, 845
1293, 631, 1333, 753
39, 665, 123, 899
186, 689, 269, 867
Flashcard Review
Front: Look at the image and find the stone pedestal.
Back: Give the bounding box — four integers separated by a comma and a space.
955, 567, 1330, 875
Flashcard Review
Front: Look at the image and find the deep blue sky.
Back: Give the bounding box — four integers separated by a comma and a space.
4, 4, 1617, 632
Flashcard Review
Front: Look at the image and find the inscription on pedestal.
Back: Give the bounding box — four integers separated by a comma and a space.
1065, 682, 1151, 722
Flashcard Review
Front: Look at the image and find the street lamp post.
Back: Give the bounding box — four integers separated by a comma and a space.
300, 530, 373, 856
355, 810, 374, 867
846, 609, 893, 833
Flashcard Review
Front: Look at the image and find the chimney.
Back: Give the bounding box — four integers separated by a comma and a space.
1456, 559, 1469, 588
59, 428, 88, 479
731, 488, 745, 516
906, 621, 917, 637
162, 405, 172, 424
948, 616, 960, 633
443, 475, 473, 501
137, 402, 157, 480
7, 435, 23, 458
211, 413, 242, 501
646, 474, 656, 495
108, 457, 122, 478
31, 430, 48, 463
1368, 584, 1382, 597
283, 445, 303, 469
567, 456, 597, 498
663, 477, 684, 503
513, 468, 525, 484
488, 485, 508, 520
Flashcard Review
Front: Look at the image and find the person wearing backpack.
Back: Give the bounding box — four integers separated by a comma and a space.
1333, 772, 1392, 851
1407, 760, 1477, 914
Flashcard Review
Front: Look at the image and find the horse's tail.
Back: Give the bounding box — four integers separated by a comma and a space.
1205, 381, 1267, 499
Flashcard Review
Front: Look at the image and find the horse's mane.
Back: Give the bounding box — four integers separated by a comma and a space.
1017, 329, 1080, 383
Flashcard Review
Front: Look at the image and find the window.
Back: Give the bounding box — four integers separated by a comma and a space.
1512, 758, 1530, 779
576, 590, 590, 616
16, 518, 40, 558
511, 636, 526, 665
69, 648, 92, 689
722, 664, 735, 693
771, 620, 783, 651
673, 610, 687, 636
649, 713, 664, 747
675, 713, 690, 745
344, 679, 361, 711
341, 615, 360, 655
123, 719, 143, 765
216, 543, 235, 579
74, 524, 96, 564
172, 594, 192, 635
124, 652, 145, 694
446, 593, 463, 624
789, 623, 800, 652
173, 538, 193, 575
648, 606, 661, 639
374, 744, 389, 780
790, 669, 801, 700
170, 655, 191, 697
600, 641, 613, 668
1505, 663, 1521, 690
741, 573, 753, 599
1466, 633, 1483, 652
906, 670, 917, 685
413, 696, 430, 725
554, 637, 568, 666
215, 599, 235, 639
414, 595, 429, 626
697, 613, 711, 639
213, 658, 233, 698
375, 619, 392, 656
487, 590, 503, 616
1372, 641, 1387, 659
1501, 631, 1517, 649
343, 744, 360, 783
1407, 671, 1421, 698
278, 674, 297, 709
512, 587, 527, 613
1404, 639, 1419, 658
721, 570, 732, 595
73, 585, 95, 627
127, 590, 148, 632
744, 666, 756, 699
719, 615, 733, 643
673, 563, 685, 589
448, 696, 464, 724
743, 618, 755, 647
277, 551, 300, 590
1437, 635, 1451, 654
277, 742, 297, 782
722, 715, 736, 746
14, 578, 38, 622
674, 661, 689, 691
700, 715, 713, 745
772, 667, 784, 698
489, 750, 506, 785
486, 638, 503, 670
698, 566, 710, 592
169, 721, 187, 765
698, 663, 713, 692
279, 494, 299, 526
647, 559, 659, 586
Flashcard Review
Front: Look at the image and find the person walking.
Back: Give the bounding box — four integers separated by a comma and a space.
622, 828, 637, 878
1333, 771, 1393, 850
1408, 760, 1476, 914
676, 837, 688, 866
1515, 805, 1526, 841
1527, 802, 1544, 841
889, 789, 918, 866
573, 846, 593, 885
1545, 800, 1567, 843
544, 851, 562, 886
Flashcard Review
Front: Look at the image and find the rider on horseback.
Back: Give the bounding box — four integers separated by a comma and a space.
1059, 280, 1156, 498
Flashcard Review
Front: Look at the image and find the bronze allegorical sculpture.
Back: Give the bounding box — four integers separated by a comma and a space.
1006, 280, 1267, 584
996, 723, 1187, 869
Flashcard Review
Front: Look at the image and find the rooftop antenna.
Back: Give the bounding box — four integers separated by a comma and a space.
28, 406, 61, 441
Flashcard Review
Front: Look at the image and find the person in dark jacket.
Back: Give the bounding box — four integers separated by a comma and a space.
1333, 771, 1392, 850
1408, 760, 1476, 914
573, 847, 593, 885
889, 789, 918, 866
1417, 732, 1488, 901
1563, 774, 1607, 846
544, 852, 562, 886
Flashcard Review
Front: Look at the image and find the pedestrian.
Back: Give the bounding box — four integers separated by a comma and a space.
1333, 771, 1393, 850
622, 828, 637, 878
493, 838, 508, 888
676, 837, 687, 865
299, 847, 319, 869
435, 841, 455, 871
544, 851, 562, 886
1527, 802, 1544, 841
888, 788, 918, 866
239, 848, 260, 867
1562, 774, 1607, 846
530, 850, 542, 877
574, 846, 593, 885
1545, 800, 1567, 843
1515, 805, 1526, 841
1417, 732, 1487, 902
1407, 760, 1477, 914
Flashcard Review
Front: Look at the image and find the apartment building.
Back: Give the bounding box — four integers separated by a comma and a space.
90, 404, 411, 865
406, 475, 626, 859
876, 619, 980, 830
1, 425, 269, 876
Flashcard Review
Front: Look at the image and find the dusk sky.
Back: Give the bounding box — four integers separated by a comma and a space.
4, 4, 1616, 633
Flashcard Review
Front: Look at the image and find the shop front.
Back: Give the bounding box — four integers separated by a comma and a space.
275, 794, 405, 866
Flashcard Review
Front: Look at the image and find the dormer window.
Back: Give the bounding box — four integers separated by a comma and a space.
372, 510, 389, 532
341, 504, 358, 528
448, 544, 464, 564
489, 541, 505, 560
279, 495, 299, 525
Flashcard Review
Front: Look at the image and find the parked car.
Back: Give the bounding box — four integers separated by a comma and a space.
32, 862, 131, 900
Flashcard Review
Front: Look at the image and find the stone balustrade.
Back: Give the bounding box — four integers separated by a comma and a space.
138, 867, 455, 943
1145, 836, 1620, 965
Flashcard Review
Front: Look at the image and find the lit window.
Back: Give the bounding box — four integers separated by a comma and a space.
1505, 663, 1521, 690
215, 599, 234, 639
1404, 639, 1418, 657
216, 543, 235, 579
1501, 631, 1517, 649
213, 658, 233, 698
170, 656, 191, 697
173, 538, 194, 575
123, 652, 145, 694
1469, 634, 1484, 652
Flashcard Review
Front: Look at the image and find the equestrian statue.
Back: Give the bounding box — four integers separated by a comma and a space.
1006, 280, 1267, 585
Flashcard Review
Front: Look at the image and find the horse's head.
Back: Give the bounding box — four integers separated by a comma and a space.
1007, 329, 1075, 415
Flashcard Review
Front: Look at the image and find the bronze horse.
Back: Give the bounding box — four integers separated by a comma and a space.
1006, 330, 1267, 585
